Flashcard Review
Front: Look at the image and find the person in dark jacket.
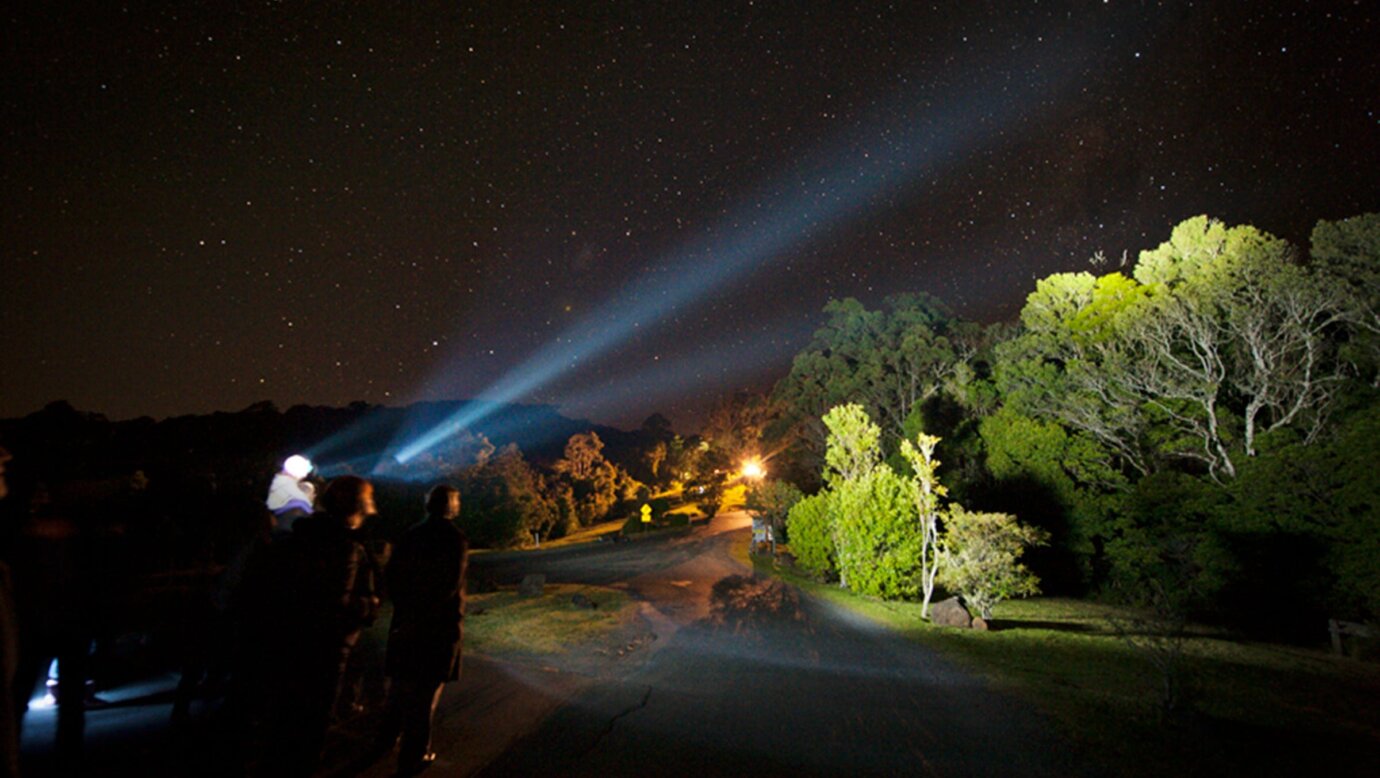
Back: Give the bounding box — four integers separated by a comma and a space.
377, 484, 468, 775
0, 444, 18, 778
251, 474, 380, 776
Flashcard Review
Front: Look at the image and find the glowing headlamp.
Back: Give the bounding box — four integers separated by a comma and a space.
283, 454, 313, 479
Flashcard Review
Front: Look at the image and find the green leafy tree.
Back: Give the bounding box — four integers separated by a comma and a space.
821, 403, 883, 486
1224, 402, 1380, 624
978, 406, 1127, 585
999, 216, 1351, 483
938, 506, 1049, 619
773, 294, 981, 467
1311, 212, 1380, 385
820, 404, 886, 588
899, 433, 945, 617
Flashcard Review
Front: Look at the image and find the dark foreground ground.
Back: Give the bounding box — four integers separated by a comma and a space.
19, 513, 1091, 776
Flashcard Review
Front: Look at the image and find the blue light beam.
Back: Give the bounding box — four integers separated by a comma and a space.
395, 33, 1119, 463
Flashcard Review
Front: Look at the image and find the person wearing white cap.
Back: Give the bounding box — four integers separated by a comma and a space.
265, 455, 316, 531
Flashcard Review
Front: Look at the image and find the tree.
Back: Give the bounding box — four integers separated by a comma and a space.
662, 435, 705, 485
999, 216, 1351, 483
938, 506, 1048, 619
701, 391, 776, 467
995, 271, 1154, 478
773, 294, 981, 465
552, 431, 639, 526
457, 444, 557, 547
1127, 217, 1348, 473
643, 440, 668, 484
978, 406, 1126, 586
640, 412, 674, 441
821, 404, 883, 486
819, 404, 887, 589
555, 431, 607, 481
1311, 212, 1380, 385
899, 434, 946, 618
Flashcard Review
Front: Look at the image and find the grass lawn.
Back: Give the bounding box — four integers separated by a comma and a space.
757, 557, 1380, 776
465, 583, 639, 657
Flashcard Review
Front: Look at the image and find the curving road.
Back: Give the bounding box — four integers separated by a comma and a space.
462, 512, 1091, 777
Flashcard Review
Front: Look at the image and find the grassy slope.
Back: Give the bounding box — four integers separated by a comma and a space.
757, 558, 1380, 776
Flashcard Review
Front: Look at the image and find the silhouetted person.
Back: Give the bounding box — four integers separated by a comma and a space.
376, 484, 469, 775
248, 475, 379, 776
8, 482, 97, 773
173, 498, 271, 728
0, 444, 18, 778
335, 522, 389, 722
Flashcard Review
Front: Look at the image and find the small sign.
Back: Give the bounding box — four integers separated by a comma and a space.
640, 504, 653, 523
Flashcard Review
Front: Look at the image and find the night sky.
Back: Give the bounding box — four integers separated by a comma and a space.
3, 1, 1377, 431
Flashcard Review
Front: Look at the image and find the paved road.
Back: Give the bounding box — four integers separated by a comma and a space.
467, 512, 1088, 777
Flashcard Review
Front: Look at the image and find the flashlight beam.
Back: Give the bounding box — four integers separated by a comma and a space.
397, 30, 1120, 463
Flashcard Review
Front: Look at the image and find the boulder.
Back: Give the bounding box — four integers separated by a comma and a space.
971, 617, 989, 632
930, 596, 972, 629
519, 574, 546, 597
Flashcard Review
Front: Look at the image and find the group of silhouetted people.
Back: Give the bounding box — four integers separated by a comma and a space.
0, 449, 470, 778
231, 476, 469, 777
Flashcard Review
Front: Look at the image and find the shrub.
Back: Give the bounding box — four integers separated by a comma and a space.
833, 468, 922, 599
786, 492, 836, 580
939, 505, 1048, 619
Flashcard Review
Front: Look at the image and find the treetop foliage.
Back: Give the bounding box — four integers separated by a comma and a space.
770, 213, 1380, 628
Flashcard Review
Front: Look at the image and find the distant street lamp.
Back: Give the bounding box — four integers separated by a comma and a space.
741, 459, 765, 480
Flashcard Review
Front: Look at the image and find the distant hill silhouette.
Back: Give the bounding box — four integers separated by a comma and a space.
0, 399, 631, 492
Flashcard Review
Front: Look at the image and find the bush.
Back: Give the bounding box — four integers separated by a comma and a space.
939, 505, 1048, 619
786, 492, 836, 580
833, 468, 922, 599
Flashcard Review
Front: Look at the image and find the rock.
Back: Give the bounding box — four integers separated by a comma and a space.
571, 593, 597, 610
971, 617, 989, 631
929, 596, 972, 629
519, 574, 546, 597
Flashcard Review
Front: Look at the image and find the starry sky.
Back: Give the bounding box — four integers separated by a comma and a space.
3, 1, 1377, 431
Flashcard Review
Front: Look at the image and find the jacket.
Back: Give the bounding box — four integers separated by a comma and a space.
385, 517, 468, 682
